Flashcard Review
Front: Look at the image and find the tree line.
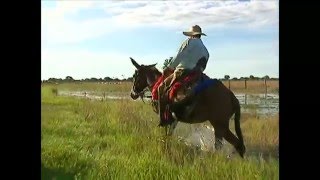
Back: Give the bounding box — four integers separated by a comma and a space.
42, 76, 134, 83
42, 58, 278, 83
42, 75, 278, 83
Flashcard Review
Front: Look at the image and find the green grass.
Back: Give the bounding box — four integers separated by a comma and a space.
42, 86, 279, 180
42, 82, 132, 94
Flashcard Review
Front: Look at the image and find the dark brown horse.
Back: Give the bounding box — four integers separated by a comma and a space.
129, 57, 246, 158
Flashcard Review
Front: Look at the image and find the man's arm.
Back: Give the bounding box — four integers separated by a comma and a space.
167, 39, 192, 69
196, 56, 208, 72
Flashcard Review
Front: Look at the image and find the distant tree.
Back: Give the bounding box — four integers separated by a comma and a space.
65, 76, 74, 81
232, 77, 238, 80
48, 78, 57, 82
104, 77, 112, 81
264, 75, 270, 79
126, 77, 133, 82
249, 75, 255, 79
47, 78, 63, 83
90, 78, 98, 82
163, 57, 173, 69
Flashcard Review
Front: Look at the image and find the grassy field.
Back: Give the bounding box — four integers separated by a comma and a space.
41, 84, 279, 180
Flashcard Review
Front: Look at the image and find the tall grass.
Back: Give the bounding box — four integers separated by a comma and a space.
42, 86, 279, 179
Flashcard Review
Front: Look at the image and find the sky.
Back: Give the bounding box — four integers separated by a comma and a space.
41, 0, 279, 80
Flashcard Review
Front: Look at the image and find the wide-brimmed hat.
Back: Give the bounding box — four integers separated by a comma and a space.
182, 25, 207, 36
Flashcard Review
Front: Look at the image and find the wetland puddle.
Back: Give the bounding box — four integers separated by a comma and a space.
58, 90, 279, 117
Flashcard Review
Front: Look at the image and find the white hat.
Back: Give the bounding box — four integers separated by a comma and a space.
183, 25, 207, 36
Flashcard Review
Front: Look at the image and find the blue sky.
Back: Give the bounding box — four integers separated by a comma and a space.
41, 0, 279, 80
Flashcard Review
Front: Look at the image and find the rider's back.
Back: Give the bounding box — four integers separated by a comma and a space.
169, 38, 209, 71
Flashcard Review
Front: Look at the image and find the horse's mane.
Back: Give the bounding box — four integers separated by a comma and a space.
150, 67, 162, 77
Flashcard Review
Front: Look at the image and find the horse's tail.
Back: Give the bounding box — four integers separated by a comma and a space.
231, 92, 245, 155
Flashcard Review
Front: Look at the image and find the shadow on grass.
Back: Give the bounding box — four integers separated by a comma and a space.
42, 165, 76, 180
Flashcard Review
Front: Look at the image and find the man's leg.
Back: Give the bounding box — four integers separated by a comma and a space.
158, 74, 174, 126
169, 68, 184, 87
170, 69, 201, 111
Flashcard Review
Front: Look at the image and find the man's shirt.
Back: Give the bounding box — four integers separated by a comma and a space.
168, 38, 209, 71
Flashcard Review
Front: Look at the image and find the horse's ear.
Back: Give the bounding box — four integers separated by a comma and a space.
147, 63, 157, 68
130, 57, 140, 69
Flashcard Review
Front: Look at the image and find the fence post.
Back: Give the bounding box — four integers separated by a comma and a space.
244, 79, 247, 105
264, 78, 267, 103
228, 79, 230, 90
244, 79, 247, 89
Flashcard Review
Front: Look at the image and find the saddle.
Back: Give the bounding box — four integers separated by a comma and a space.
169, 56, 209, 103
157, 57, 210, 124
161, 70, 209, 120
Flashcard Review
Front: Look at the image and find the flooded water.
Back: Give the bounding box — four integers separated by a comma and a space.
235, 94, 279, 118
58, 90, 279, 117
58, 91, 129, 100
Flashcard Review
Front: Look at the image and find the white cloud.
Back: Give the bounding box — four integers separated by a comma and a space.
41, 2, 117, 45
41, 0, 278, 45
41, 0, 279, 79
107, 0, 278, 29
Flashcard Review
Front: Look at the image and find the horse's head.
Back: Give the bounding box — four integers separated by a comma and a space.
130, 57, 158, 100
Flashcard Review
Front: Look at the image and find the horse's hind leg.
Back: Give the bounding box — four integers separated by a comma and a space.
224, 129, 245, 158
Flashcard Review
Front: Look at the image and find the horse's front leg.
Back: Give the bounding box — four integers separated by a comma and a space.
167, 119, 178, 136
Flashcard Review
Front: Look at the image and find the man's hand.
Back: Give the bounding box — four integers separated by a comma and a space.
163, 67, 174, 76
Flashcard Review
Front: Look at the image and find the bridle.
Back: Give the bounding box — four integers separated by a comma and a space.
131, 68, 160, 103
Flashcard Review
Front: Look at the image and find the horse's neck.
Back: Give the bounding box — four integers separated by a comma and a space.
146, 69, 162, 90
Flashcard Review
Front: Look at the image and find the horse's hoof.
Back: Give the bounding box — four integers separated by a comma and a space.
227, 150, 236, 159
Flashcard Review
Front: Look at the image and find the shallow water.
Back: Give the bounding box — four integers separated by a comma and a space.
58, 90, 279, 117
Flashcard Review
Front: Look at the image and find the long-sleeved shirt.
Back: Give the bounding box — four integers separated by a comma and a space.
168, 38, 209, 71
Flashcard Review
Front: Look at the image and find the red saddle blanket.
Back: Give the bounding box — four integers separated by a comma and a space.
151, 75, 164, 101
168, 71, 199, 101
151, 70, 199, 101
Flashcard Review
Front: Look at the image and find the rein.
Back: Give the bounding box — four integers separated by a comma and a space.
139, 71, 162, 103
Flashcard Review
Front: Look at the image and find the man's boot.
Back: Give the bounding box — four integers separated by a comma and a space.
158, 89, 165, 126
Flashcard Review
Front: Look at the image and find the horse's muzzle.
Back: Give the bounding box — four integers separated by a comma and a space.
130, 90, 140, 100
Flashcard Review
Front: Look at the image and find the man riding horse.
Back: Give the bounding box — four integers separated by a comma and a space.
153, 25, 210, 127
129, 33, 246, 157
